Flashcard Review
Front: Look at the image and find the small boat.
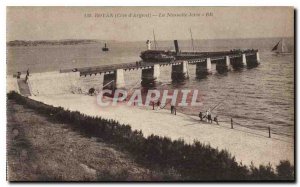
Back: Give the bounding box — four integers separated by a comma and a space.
272, 39, 292, 55
102, 43, 109, 51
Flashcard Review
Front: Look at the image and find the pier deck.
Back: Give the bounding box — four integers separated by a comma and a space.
60, 49, 258, 76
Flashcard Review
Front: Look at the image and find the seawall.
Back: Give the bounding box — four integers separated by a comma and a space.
7, 71, 82, 96
7, 76, 20, 94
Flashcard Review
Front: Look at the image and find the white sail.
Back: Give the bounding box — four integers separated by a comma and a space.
272, 39, 290, 54
280, 39, 289, 53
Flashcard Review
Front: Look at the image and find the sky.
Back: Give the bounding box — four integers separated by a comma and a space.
7, 6, 294, 41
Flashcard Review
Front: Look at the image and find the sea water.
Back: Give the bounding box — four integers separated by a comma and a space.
7, 38, 294, 137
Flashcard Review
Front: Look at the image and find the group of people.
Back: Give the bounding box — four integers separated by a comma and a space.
135, 61, 142, 67
16, 69, 30, 82
150, 101, 177, 115
198, 110, 219, 125
151, 100, 161, 110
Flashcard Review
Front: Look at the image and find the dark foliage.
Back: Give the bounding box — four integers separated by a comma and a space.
7, 91, 295, 181
276, 160, 295, 180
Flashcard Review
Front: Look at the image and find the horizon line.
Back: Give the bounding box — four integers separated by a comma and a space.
6, 36, 294, 43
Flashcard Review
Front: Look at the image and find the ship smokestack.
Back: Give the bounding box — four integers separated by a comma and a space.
146, 40, 151, 50
174, 40, 179, 54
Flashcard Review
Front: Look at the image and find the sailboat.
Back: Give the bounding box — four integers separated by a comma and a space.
189, 28, 195, 52
271, 39, 292, 55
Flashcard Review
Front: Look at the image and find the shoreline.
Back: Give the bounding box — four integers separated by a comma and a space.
30, 93, 294, 167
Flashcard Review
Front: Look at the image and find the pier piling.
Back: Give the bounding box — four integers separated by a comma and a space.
103, 69, 126, 90
245, 53, 260, 68
256, 52, 260, 63
242, 54, 247, 66
171, 61, 189, 81
141, 64, 160, 86
226, 56, 231, 69
196, 58, 212, 78
207, 58, 212, 72
115, 69, 126, 89
216, 56, 231, 73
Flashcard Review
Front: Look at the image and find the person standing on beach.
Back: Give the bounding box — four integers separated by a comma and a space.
214, 116, 219, 125
208, 113, 212, 123
207, 108, 213, 123
157, 100, 161, 108
17, 72, 21, 79
199, 112, 203, 121
171, 105, 174, 114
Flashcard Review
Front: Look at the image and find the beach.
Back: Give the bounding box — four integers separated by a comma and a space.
31, 94, 294, 167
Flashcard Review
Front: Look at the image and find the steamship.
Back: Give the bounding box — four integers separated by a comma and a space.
140, 40, 255, 62
140, 29, 256, 62
140, 29, 207, 62
140, 50, 175, 62
140, 40, 205, 62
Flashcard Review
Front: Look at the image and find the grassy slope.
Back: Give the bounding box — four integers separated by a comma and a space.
7, 100, 169, 181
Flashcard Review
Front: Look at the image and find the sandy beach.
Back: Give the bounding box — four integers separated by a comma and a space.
30, 94, 294, 167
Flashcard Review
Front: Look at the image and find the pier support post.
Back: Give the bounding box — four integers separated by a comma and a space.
256, 52, 260, 63
242, 54, 247, 66
245, 52, 260, 68
171, 61, 189, 81
182, 61, 189, 78
196, 58, 212, 79
207, 58, 212, 72
153, 64, 160, 81
115, 69, 126, 89
216, 56, 231, 73
141, 64, 160, 86
226, 56, 231, 68
103, 69, 126, 91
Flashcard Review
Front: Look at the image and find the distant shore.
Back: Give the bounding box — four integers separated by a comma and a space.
7, 39, 100, 47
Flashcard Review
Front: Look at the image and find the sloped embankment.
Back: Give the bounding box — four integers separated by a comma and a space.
7, 99, 173, 181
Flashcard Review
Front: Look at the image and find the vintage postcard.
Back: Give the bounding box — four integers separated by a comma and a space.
6, 6, 294, 181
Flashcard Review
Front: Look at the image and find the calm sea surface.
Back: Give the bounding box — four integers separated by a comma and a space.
7, 38, 294, 137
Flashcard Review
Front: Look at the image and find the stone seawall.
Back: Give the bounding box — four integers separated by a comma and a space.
28, 71, 81, 96
7, 76, 20, 94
